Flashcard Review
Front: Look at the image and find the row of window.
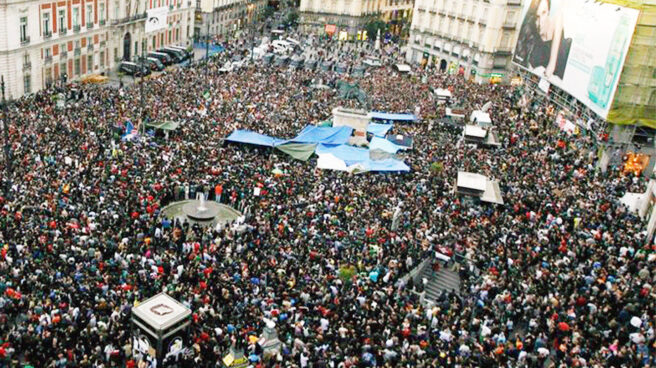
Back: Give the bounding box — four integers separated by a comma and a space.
19, 4, 106, 42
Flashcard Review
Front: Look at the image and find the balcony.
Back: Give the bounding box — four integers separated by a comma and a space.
20, 36, 30, 46
169, 4, 174, 10
100, 19, 106, 26
74, 24, 81, 33
74, 47, 81, 56
507, 0, 521, 5
111, 12, 147, 25
59, 27, 67, 35
43, 31, 52, 39
60, 50, 68, 58
87, 44, 94, 51
44, 55, 52, 63
87, 22, 94, 29
23, 62, 31, 71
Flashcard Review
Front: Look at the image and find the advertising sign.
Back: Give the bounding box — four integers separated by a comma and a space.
512, 0, 638, 118
146, 7, 168, 33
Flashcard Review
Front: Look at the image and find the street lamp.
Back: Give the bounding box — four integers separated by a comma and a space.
0, 76, 12, 200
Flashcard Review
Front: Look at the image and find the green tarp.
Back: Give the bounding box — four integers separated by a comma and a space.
145, 121, 181, 131
276, 143, 317, 161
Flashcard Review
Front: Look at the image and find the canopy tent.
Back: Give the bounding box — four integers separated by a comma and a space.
285, 125, 353, 145
370, 136, 404, 154
366, 122, 393, 137
225, 130, 282, 147
369, 111, 418, 122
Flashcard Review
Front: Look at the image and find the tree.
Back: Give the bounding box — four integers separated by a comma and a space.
365, 19, 388, 41
286, 11, 299, 26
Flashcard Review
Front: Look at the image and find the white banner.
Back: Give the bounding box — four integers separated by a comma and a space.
145, 7, 168, 33
513, 0, 639, 119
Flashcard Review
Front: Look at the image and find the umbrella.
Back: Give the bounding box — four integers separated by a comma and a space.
557, 322, 570, 332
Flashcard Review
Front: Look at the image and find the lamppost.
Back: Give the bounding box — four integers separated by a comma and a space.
0, 76, 12, 200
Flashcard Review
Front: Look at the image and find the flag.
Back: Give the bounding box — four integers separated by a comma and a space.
121, 120, 138, 141
203, 90, 211, 100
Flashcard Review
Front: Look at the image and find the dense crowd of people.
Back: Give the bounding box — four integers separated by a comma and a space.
0, 27, 654, 368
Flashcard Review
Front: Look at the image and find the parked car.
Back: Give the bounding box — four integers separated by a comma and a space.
118, 61, 150, 77
145, 57, 165, 71
167, 45, 192, 60
148, 52, 173, 66
157, 48, 184, 63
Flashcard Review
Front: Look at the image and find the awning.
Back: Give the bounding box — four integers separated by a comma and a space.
481, 179, 504, 205
464, 125, 487, 139
457, 172, 487, 193
394, 64, 411, 73
316, 144, 369, 162
470, 110, 492, 125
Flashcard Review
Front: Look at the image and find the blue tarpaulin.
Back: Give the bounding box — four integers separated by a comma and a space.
369, 111, 418, 122
286, 125, 353, 145
370, 136, 404, 153
367, 123, 393, 137
364, 159, 410, 172
225, 130, 281, 147
316, 144, 369, 162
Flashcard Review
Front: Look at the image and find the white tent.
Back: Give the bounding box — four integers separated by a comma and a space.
434, 88, 452, 102
457, 171, 504, 205
464, 125, 487, 139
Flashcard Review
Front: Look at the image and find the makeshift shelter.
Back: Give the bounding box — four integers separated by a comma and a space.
387, 134, 413, 150
285, 125, 353, 145
225, 130, 282, 147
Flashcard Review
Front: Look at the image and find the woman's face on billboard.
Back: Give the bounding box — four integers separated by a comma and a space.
536, 0, 552, 41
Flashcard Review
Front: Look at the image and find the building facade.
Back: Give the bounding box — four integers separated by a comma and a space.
0, 0, 195, 98
299, 0, 413, 40
406, 0, 522, 82
193, 0, 266, 42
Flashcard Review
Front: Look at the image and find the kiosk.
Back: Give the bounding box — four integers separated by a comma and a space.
132, 293, 192, 366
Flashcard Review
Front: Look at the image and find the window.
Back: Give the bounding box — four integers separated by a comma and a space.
23, 53, 30, 65
73, 8, 80, 26
114, 2, 119, 20
45, 48, 51, 57
88, 55, 93, 70
60, 63, 66, 77
86, 5, 93, 25
74, 58, 80, 75
100, 51, 105, 67
20, 17, 28, 41
23, 75, 31, 94
99, 3, 105, 22
43, 12, 51, 34
59, 10, 66, 30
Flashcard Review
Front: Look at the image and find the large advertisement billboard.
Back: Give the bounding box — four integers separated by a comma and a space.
145, 7, 168, 33
513, 0, 639, 118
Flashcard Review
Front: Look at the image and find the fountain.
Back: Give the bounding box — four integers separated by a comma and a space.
161, 192, 241, 226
